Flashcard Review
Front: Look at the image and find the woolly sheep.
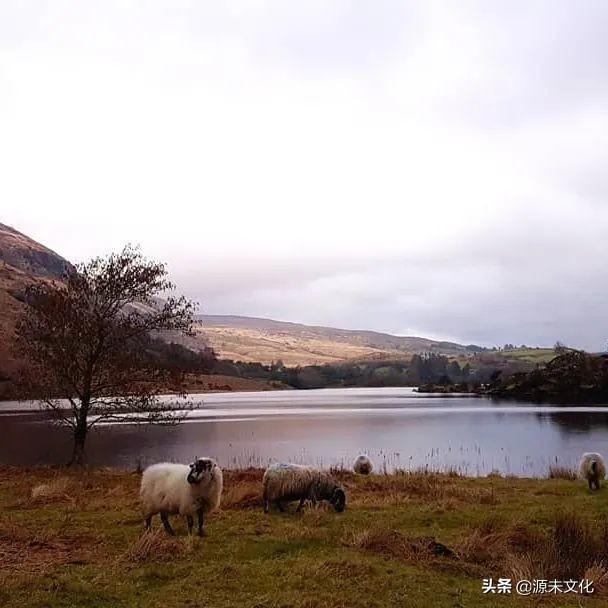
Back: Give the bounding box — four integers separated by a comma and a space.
140, 457, 223, 536
579, 452, 606, 491
353, 454, 373, 475
262, 463, 346, 514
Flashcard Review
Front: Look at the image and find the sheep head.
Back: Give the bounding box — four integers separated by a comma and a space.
331, 487, 346, 512
187, 458, 215, 484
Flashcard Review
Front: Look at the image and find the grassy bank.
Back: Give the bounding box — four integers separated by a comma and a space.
1, 467, 608, 607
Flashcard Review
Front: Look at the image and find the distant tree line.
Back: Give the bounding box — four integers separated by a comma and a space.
204, 352, 532, 390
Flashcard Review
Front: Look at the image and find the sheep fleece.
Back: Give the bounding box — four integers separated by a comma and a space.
263, 463, 339, 502
579, 452, 606, 480
140, 462, 223, 517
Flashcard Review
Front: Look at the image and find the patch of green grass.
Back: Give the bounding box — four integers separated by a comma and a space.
1, 467, 607, 607
501, 348, 556, 364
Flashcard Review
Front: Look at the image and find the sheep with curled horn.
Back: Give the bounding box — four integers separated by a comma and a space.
353, 454, 373, 475
262, 463, 346, 514
579, 452, 606, 491
140, 457, 223, 536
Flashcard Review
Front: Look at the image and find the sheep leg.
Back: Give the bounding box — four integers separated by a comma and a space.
263, 499, 270, 514
187, 515, 194, 535
589, 478, 595, 491
296, 497, 306, 512
145, 515, 152, 532
160, 512, 175, 535
197, 507, 206, 537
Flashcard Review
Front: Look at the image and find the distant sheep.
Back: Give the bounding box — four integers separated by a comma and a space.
353, 454, 373, 475
140, 458, 223, 536
579, 452, 606, 491
262, 463, 346, 513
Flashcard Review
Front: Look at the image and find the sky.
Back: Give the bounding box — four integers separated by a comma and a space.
1, 1, 607, 350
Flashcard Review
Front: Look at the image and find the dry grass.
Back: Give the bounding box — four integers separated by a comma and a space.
121, 530, 195, 564
549, 466, 578, 480
194, 325, 399, 366
0, 521, 101, 574
339, 469, 497, 507
30, 477, 78, 504
537, 512, 608, 580
221, 481, 261, 509
344, 510, 608, 595
457, 516, 539, 567
344, 528, 456, 564
458, 511, 608, 584
585, 563, 608, 598
221, 468, 264, 510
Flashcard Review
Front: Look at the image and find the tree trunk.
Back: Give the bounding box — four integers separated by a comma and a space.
70, 417, 88, 467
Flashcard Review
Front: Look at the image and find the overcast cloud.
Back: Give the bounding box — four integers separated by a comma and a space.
1, 1, 607, 349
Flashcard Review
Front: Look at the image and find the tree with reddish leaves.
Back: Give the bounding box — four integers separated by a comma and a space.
15, 246, 198, 466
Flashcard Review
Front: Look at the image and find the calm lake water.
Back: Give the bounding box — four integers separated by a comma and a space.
2, 387, 608, 476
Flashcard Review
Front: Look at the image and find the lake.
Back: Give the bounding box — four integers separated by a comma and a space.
2, 387, 608, 476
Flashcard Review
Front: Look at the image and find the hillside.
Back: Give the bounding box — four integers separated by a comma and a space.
488, 350, 608, 402
195, 315, 484, 366
0, 223, 71, 385
0, 222, 541, 389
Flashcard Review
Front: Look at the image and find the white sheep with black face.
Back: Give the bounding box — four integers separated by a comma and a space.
140, 457, 223, 536
579, 452, 606, 491
353, 454, 373, 475
262, 463, 346, 514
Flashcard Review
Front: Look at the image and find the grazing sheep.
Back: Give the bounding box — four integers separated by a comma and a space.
140, 457, 223, 536
262, 463, 346, 514
579, 452, 606, 491
353, 454, 373, 475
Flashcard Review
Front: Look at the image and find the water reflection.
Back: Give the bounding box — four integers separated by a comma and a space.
541, 411, 608, 433
1, 388, 608, 476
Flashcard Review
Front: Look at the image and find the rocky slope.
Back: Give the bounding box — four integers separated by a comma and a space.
0, 223, 72, 392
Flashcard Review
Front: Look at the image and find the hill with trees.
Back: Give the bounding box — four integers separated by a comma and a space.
488, 350, 608, 403
0, 221, 554, 397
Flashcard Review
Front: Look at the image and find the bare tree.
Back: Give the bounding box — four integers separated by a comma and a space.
15, 246, 197, 465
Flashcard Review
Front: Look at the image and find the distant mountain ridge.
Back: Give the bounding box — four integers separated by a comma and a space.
195, 314, 485, 366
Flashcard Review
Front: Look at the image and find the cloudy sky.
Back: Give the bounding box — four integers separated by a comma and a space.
1, 1, 607, 349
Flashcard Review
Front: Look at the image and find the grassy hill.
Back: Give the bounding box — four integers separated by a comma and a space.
195, 315, 484, 366
499, 347, 556, 364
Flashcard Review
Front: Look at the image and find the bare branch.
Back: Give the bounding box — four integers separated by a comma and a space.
13, 245, 200, 465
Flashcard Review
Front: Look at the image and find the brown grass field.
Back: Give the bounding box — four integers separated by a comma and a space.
2, 466, 608, 607
194, 326, 404, 366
